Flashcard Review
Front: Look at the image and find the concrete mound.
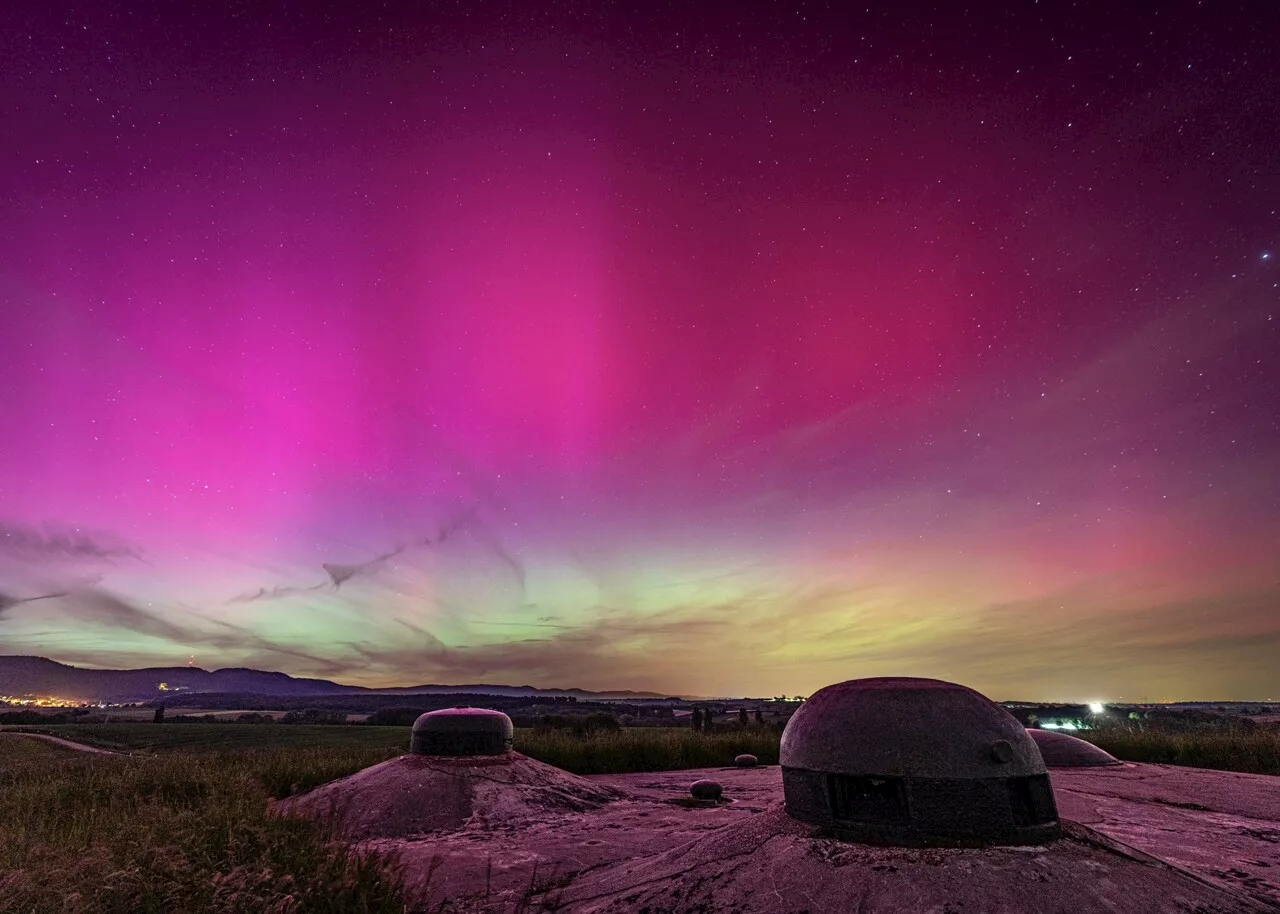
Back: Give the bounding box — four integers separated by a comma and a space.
1029, 728, 1123, 767
274, 751, 628, 840
553, 806, 1273, 913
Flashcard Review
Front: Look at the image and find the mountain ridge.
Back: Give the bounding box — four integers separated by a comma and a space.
0, 655, 672, 702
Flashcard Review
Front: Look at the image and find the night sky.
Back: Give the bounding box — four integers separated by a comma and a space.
2, 2, 1277, 700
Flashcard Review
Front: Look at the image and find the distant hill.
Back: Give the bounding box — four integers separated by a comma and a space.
0, 655, 669, 702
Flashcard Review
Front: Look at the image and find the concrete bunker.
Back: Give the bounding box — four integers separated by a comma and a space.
410, 706, 513, 756
277, 706, 625, 840
1028, 727, 1123, 768
781, 677, 1060, 847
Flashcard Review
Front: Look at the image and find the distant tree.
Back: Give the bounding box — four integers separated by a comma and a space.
691, 708, 702, 731
153, 705, 165, 724
579, 713, 620, 734
366, 706, 427, 727
235, 712, 274, 723
738, 709, 749, 725
754, 708, 764, 726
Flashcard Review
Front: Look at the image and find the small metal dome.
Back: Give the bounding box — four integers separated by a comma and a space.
410, 707, 514, 756
781, 677, 1060, 847
1028, 728, 1122, 767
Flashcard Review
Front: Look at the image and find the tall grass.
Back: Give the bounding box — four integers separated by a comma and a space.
0, 737, 408, 913
1081, 723, 1280, 776
513, 726, 780, 774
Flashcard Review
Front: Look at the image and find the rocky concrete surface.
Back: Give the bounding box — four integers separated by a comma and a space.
278, 758, 1280, 912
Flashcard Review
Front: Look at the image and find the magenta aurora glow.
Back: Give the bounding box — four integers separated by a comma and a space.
2, 2, 1278, 700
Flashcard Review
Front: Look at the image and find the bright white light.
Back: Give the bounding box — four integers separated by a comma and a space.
1088, 702, 1105, 714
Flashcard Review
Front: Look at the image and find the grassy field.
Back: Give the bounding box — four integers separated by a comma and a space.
0, 723, 779, 771
0, 736, 407, 914
8, 720, 1279, 775
1084, 724, 1280, 776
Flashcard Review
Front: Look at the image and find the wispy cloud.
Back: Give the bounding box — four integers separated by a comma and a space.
227, 583, 328, 604
225, 504, 526, 603
0, 520, 141, 563
1, 585, 340, 672
0, 589, 67, 617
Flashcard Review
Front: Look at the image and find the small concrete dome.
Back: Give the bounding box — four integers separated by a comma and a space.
690, 779, 723, 801
411, 707, 513, 756
1028, 728, 1122, 767
781, 677, 1059, 847
734, 753, 758, 767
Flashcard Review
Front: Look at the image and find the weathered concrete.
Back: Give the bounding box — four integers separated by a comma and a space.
273, 751, 626, 841
411, 707, 514, 756
555, 806, 1269, 913
1053, 763, 1280, 907
1029, 728, 1122, 767
781, 678, 1045, 780
279, 759, 1280, 912
780, 677, 1059, 846
689, 779, 723, 800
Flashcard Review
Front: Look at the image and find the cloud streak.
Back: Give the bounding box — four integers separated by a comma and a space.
1, 585, 340, 673
0, 590, 67, 617
0, 521, 141, 564
226, 504, 523, 603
